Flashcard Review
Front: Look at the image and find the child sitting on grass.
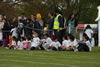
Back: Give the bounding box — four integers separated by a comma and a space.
40, 33, 52, 50
10, 37, 17, 49
31, 31, 40, 50
22, 36, 31, 50
60, 34, 78, 51
61, 35, 70, 51
47, 38, 61, 51
77, 33, 92, 52
67, 35, 78, 51
17, 37, 25, 50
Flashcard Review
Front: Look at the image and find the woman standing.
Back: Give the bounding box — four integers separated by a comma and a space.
0, 15, 4, 46
2, 19, 10, 47
47, 12, 54, 37
67, 13, 78, 36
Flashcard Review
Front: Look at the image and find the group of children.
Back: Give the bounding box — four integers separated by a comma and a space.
8, 29, 92, 52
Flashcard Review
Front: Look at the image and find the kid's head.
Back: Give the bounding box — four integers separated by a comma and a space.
53, 38, 58, 42
63, 35, 67, 40
25, 36, 32, 41
43, 34, 49, 39
27, 36, 32, 41
32, 30, 35, 34
26, 18, 31, 23
82, 33, 89, 41
21, 37, 25, 41
69, 35, 75, 42
67, 34, 72, 40
12, 37, 17, 41
34, 31, 39, 37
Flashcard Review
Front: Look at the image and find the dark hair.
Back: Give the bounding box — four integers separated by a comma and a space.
27, 36, 32, 40
44, 33, 49, 37
68, 13, 76, 21
63, 35, 67, 40
86, 25, 92, 29
27, 18, 32, 22
49, 12, 54, 16
54, 8, 60, 13
21, 37, 25, 40
84, 25, 92, 32
83, 33, 89, 41
69, 35, 75, 41
67, 33, 72, 37
12, 36, 17, 41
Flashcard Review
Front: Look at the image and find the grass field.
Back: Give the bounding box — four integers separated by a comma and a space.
0, 47, 100, 67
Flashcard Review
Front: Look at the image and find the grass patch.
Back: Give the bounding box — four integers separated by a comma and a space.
0, 47, 100, 67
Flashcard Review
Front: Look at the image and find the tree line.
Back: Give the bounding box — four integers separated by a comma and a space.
0, 0, 100, 24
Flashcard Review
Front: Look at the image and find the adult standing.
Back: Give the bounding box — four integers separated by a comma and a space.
47, 12, 54, 37
53, 9, 64, 44
0, 15, 4, 46
2, 19, 10, 47
67, 13, 78, 37
10, 17, 18, 29
95, 5, 100, 46
36, 13, 44, 29
24, 19, 33, 37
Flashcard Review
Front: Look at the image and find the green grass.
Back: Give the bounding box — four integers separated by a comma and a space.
0, 47, 100, 67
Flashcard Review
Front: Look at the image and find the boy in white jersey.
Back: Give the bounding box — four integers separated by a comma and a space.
10, 37, 17, 49
31, 31, 40, 50
48, 38, 61, 51
40, 34, 52, 50
61, 36, 70, 51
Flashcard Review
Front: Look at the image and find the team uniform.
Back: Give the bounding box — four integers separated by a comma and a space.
42, 37, 52, 49
85, 29, 93, 39
11, 28, 18, 39
62, 40, 70, 47
69, 39, 78, 47
31, 37, 40, 50
49, 41, 61, 50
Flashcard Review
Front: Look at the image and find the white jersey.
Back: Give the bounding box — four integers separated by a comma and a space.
12, 40, 16, 46
42, 37, 52, 49
11, 28, 18, 38
45, 37, 52, 45
0, 32, 3, 40
31, 37, 40, 47
0, 22, 4, 29
0, 22, 4, 40
62, 40, 70, 47
17, 41, 24, 48
85, 29, 93, 39
69, 39, 78, 47
50, 41, 61, 49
